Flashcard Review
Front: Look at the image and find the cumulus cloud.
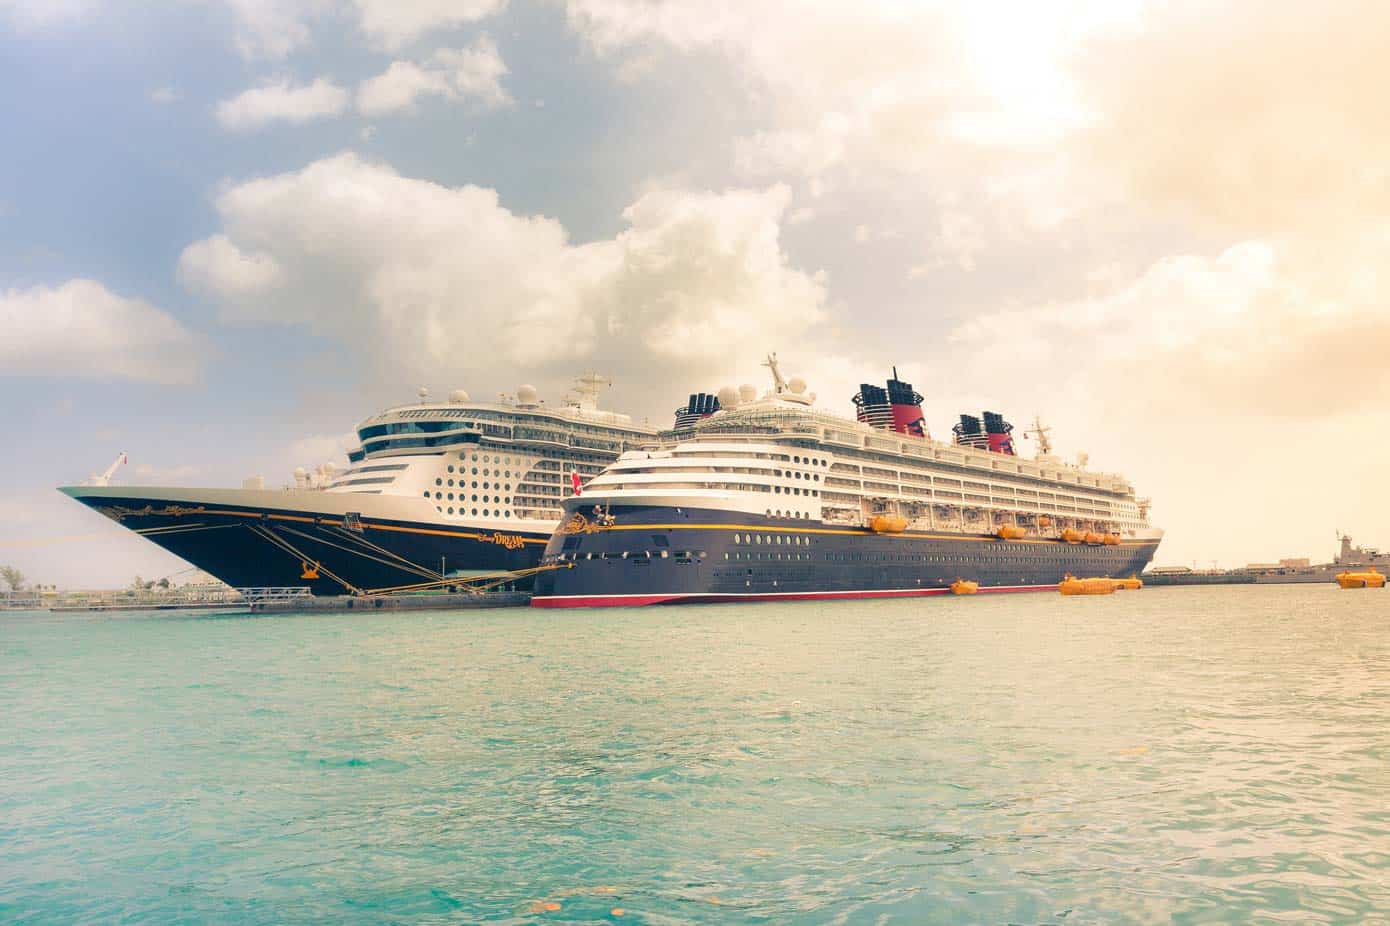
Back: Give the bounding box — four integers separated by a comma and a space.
215, 77, 349, 131
357, 37, 510, 115
0, 279, 203, 384
178, 153, 828, 399
178, 234, 284, 295
355, 0, 508, 50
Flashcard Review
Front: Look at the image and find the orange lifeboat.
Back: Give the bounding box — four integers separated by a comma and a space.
869, 514, 907, 534
1059, 574, 1117, 596
996, 525, 1028, 540
1102, 533, 1121, 546
1038, 515, 1052, 528
1061, 528, 1083, 543
950, 579, 979, 595
1336, 566, 1386, 589
1083, 531, 1103, 545
1113, 575, 1142, 591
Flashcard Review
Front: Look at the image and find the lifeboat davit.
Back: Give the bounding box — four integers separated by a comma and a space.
1336, 567, 1386, 589
1113, 575, 1142, 591
996, 525, 1028, 540
1083, 531, 1103, 545
1102, 533, 1121, 546
1061, 528, 1083, 543
1059, 574, 1117, 596
869, 514, 907, 534
950, 579, 979, 595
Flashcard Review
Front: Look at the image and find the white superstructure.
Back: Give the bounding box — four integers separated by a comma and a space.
302, 375, 655, 536
581, 370, 1160, 543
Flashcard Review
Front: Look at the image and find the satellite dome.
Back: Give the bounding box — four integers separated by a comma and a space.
788, 376, 807, 394
739, 383, 758, 403
417, 386, 429, 399
516, 384, 539, 405
717, 385, 739, 408
323, 462, 336, 475
293, 467, 306, 479
448, 389, 470, 404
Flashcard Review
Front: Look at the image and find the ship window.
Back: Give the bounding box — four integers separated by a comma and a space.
472, 508, 478, 515
435, 492, 442, 500
472, 468, 478, 475
505, 512, 511, 517
435, 478, 442, 486
448, 479, 454, 486
755, 535, 762, 544
448, 507, 454, 514
483, 509, 489, 516
423, 491, 429, 498
472, 481, 478, 488
448, 465, 455, 473
448, 493, 454, 500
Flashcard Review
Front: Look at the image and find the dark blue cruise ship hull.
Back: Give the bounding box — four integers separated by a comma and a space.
532, 505, 1161, 607
61, 490, 547, 596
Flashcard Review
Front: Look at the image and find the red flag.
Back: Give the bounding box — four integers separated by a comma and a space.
571, 471, 582, 496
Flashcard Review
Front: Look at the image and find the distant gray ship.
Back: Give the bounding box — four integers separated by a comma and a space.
1146, 534, 1387, 585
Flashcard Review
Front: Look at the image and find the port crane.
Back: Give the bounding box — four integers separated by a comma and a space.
85, 452, 128, 487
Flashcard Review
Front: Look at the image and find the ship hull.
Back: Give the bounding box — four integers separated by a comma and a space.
532, 505, 1162, 608
60, 486, 548, 595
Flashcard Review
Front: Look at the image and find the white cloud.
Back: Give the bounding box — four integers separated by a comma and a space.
357, 37, 510, 115
223, 0, 319, 58
0, 279, 203, 384
215, 77, 349, 131
178, 234, 284, 295
354, 0, 508, 50
178, 152, 828, 395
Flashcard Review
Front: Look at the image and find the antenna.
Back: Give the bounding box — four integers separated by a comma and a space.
1022, 415, 1053, 456
762, 352, 787, 392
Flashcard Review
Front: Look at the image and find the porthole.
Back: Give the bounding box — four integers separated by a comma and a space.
483, 509, 489, 517
448, 492, 454, 500
755, 535, 762, 544
435, 478, 442, 486
447, 465, 455, 473
448, 479, 454, 487
505, 511, 511, 518
435, 492, 442, 500
448, 507, 454, 514
422, 491, 429, 498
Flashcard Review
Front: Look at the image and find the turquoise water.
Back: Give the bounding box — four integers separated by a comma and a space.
3, 586, 1389, 924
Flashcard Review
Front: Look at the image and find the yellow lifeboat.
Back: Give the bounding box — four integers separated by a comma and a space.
950, 579, 979, 595
1061, 528, 1083, 543
1113, 575, 1143, 591
1102, 533, 1121, 546
1336, 567, 1386, 589
1038, 515, 1052, 528
869, 514, 907, 534
996, 525, 1028, 540
1059, 574, 1117, 596
1083, 531, 1103, 545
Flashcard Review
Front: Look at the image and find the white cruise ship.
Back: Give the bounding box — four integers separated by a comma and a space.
60, 375, 656, 595
533, 357, 1163, 607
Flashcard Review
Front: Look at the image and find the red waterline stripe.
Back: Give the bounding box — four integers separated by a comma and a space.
531, 584, 1057, 608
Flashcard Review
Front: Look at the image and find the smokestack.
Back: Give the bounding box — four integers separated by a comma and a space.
852, 383, 893, 429
983, 411, 1016, 455
886, 367, 926, 437
953, 414, 988, 449
673, 392, 721, 429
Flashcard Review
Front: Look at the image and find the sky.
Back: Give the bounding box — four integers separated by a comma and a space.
2, 0, 1388, 587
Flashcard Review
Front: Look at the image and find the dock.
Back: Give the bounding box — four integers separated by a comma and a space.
248, 591, 532, 613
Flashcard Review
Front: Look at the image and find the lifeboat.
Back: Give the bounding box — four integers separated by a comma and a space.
1083, 531, 1103, 545
1059, 574, 1117, 596
1102, 533, 1121, 546
1061, 528, 1083, 543
869, 514, 907, 533
996, 525, 1028, 540
1336, 567, 1386, 589
1113, 575, 1142, 591
950, 579, 979, 595
1038, 515, 1052, 528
